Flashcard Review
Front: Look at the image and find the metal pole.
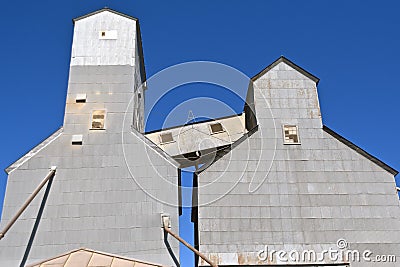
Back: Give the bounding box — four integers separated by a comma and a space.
0, 167, 56, 240
163, 225, 218, 267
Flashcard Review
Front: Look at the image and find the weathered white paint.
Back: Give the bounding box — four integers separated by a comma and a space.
1, 9, 178, 266
98, 30, 118, 40
197, 59, 400, 267
71, 10, 137, 66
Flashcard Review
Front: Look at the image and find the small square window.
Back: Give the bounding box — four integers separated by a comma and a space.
91, 110, 106, 130
101, 31, 106, 37
283, 125, 300, 144
209, 123, 224, 134
160, 132, 174, 144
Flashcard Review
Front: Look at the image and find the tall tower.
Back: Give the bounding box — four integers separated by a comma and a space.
66, 8, 146, 134
0, 8, 179, 266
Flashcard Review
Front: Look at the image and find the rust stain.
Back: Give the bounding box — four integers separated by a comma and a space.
313, 95, 319, 108
246, 253, 258, 265
209, 254, 220, 266
237, 253, 246, 265
264, 78, 271, 99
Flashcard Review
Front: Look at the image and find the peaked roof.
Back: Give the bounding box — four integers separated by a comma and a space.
250, 57, 396, 175
251, 56, 320, 84
72, 8, 147, 83
73, 7, 138, 23
27, 248, 164, 267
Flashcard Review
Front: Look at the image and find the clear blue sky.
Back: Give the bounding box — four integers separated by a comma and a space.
0, 1, 399, 266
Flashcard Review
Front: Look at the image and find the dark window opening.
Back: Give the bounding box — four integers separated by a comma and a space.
71, 141, 82, 146
210, 122, 224, 134
183, 151, 201, 162
160, 132, 174, 144
71, 135, 83, 145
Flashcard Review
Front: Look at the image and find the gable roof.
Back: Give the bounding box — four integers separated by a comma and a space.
251, 56, 320, 84
323, 125, 398, 176
72, 8, 147, 83
27, 248, 164, 267
73, 7, 138, 23
251, 57, 396, 176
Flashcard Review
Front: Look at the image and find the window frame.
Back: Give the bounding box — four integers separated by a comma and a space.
209, 122, 225, 135
282, 125, 301, 145
159, 132, 175, 145
90, 109, 107, 130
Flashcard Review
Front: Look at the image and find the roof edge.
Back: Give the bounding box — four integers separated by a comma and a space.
73, 7, 138, 23
5, 127, 63, 174
323, 125, 398, 176
251, 56, 320, 84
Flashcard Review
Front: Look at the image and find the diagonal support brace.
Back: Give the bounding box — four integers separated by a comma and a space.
162, 214, 218, 267
0, 167, 56, 241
